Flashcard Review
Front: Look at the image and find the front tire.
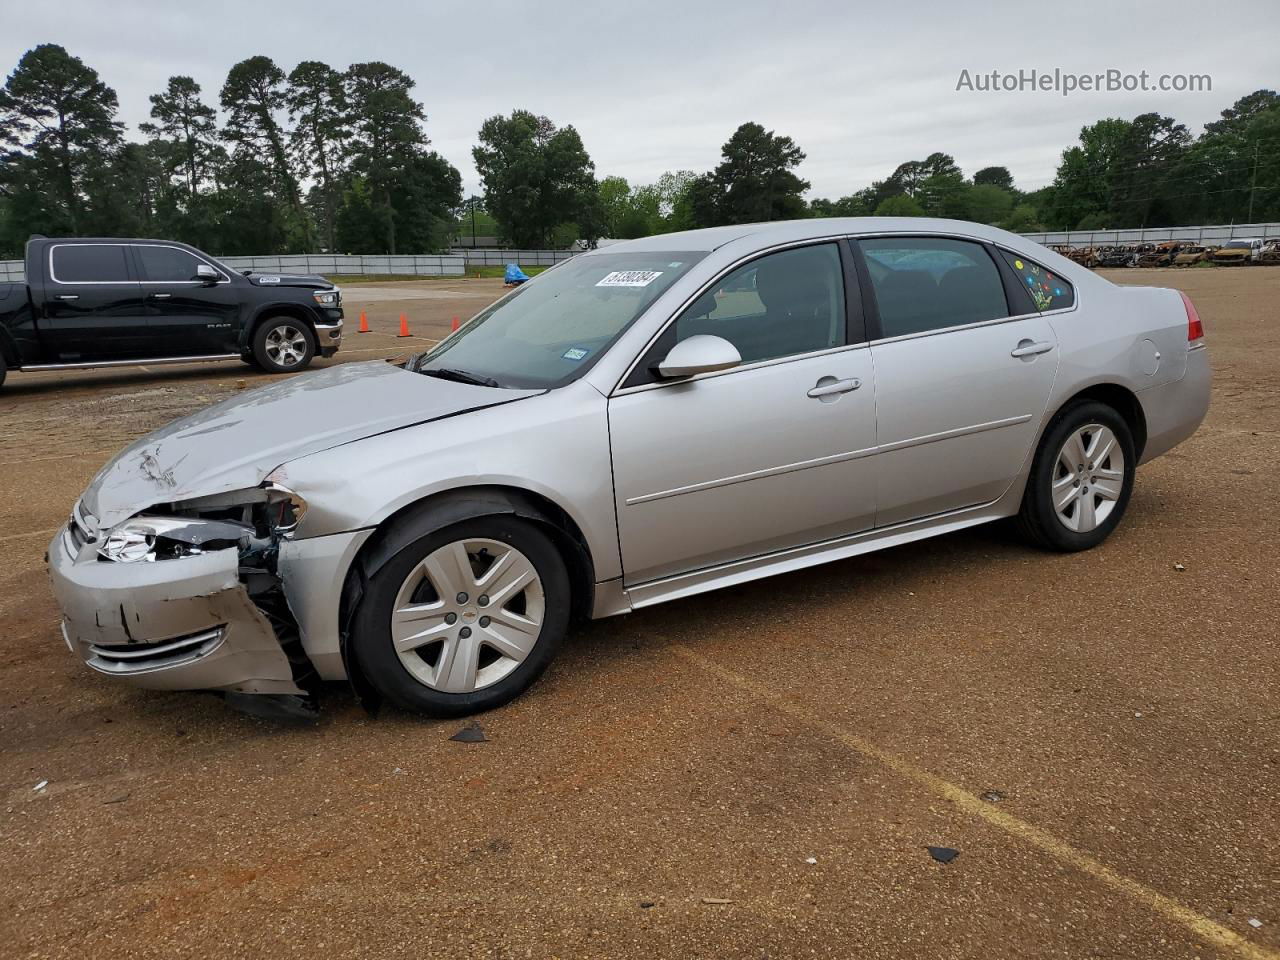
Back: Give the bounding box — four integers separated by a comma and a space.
1017, 401, 1135, 552
252, 316, 315, 373
351, 517, 571, 716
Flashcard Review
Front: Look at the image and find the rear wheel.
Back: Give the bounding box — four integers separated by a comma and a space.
252, 316, 315, 373
0, 352, 6, 390
351, 516, 570, 716
1017, 401, 1135, 552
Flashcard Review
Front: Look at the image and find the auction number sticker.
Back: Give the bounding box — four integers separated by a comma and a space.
596, 270, 663, 288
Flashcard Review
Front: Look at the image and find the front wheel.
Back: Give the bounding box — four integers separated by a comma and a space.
351, 517, 571, 716
1017, 401, 1136, 552
252, 317, 315, 373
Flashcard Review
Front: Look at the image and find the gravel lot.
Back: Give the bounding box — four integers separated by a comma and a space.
1, 269, 1276, 960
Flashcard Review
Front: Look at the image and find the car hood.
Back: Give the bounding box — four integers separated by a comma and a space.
248, 273, 334, 289
81, 361, 541, 528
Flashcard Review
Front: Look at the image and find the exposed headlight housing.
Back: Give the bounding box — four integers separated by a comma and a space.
313, 289, 340, 306
95, 482, 308, 563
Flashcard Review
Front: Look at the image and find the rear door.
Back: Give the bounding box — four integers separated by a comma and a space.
854, 235, 1062, 526
133, 243, 241, 356
42, 243, 149, 360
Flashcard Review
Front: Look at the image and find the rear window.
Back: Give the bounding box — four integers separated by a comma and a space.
51, 244, 130, 283
998, 250, 1075, 311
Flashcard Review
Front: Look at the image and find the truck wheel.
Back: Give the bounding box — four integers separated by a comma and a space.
252, 317, 315, 373
0, 353, 6, 390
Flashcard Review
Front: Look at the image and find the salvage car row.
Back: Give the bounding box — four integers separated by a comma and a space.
1052, 236, 1280, 269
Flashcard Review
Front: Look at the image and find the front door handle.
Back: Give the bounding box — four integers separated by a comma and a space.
1011, 339, 1055, 358
54, 294, 79, 301
148, 292, 172, 299
807, 377, 861, 399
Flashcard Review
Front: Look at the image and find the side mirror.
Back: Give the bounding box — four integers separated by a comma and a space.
655, 335, 742, 380
195, 264, 218, 285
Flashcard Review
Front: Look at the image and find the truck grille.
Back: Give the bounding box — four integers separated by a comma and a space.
86, 627, 226, 676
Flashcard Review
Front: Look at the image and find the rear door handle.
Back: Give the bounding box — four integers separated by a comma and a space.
148, 292, 172, 299
807, 377, 861, 398
1011, 340, 1054, 358
54, 294, 79, 301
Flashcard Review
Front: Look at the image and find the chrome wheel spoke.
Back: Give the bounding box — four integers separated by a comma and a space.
1052, 423, 1125, 534
391, 601, 450, 651
433, 632, 481, 693
478, 550, 537, 608
1091, 475, 1123, 501
481, 609, 540, 660
1053, 478, 1079, 513
424, 541, 476, 599
1075, 491, 1097, 531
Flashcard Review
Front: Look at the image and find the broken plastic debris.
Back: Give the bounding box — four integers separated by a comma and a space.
701, 897, 734, 904
33, 780, 48, 792
981, 790, 1006, 803
1249, 918, 1263, 929
450, 722, 488, 743
927, 846, 960, 864
1135, 712, 1144, 718
392, 767, 406, 775
1174, 562, 1186, 571
804, 857, 818, 864
639, 901, 655, 909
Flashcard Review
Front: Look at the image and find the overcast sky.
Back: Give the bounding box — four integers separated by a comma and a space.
5, 0, 1278, 199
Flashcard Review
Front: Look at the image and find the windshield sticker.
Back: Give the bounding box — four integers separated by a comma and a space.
596, 270, 663, 288
562, 347, 590, 361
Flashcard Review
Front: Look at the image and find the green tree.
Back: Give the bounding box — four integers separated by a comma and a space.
287, 61, 349, 252
340, 62, 460, 254
965, 183, 1015, 224
473, 109, 598, 248
705, 122, 809, 225
139, 76, 220, 201
972, 165, 1015, 191
221, 55, 310, 249
873, 194, 927, 217
0, 44, 123, 235
597, 175, 632, 237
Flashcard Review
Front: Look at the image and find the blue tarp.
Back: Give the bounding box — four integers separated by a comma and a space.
504, 263, 531, 284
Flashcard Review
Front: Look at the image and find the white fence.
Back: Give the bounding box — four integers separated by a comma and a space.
449, 249, 580, 267
0, 259, 22, 282
219, 254, 464, 277
1023, 222, 1280, 247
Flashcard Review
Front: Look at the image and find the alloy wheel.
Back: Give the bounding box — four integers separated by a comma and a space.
264, 324, 308, 367
1052, 423, 1125, 533
390, 538, 545, 693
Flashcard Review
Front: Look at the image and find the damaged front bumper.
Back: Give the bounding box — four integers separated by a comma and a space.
47, 522, 305, 696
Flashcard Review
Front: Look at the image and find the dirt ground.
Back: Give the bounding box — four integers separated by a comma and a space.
1, 269, 1276, 960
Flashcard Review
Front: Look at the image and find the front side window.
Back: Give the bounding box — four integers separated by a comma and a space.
670, 243, 846, 365
859, 236, 1008, 338
998, 249, 1075, 311
136, 245, 213, 282
51, 244, 130, 283
414, 251, 706, 389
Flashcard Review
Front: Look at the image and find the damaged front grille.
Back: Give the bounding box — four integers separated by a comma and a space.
88, 627, 226, 675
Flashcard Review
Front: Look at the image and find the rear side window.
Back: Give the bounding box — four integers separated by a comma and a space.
998, 250, 1075, 311
859, 236, 1008, 338
50, 245, 131, 283
136, 245, 211, 282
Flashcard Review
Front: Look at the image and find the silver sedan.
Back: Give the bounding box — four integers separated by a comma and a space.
48, 218, 1210, 716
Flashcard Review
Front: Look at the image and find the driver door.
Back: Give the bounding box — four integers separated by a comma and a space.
607, 242, 878, 586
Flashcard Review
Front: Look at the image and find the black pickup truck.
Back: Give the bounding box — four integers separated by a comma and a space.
0, 236, 344, 390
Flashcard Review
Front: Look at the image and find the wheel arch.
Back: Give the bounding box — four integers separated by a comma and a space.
244, 302, 321, 352
1051, 382, 1148, 460
336, 485, 597, 705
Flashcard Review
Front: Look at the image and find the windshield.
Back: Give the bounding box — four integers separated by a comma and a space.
1225, 240, 1255, 249
412, 251, 706, 388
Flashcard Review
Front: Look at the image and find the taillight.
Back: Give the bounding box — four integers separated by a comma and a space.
1179, 291, 1204, 342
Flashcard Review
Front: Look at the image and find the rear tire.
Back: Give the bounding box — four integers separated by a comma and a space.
351, 516, 571, 716
0, 352, 6, 390
1017, 401, 1135, 552
252, 316, 315, 373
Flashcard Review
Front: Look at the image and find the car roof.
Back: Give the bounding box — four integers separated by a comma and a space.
590, 217, 1048, 254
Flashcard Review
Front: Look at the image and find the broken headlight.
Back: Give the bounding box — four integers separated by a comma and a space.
97, 516, 249, 563
96, 483, 308, 563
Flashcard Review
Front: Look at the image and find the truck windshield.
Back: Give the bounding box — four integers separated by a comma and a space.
412, 251, 706, 389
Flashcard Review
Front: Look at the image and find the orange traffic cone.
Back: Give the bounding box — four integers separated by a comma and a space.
397, 313, 411, 337
357, 311, 369, 333
450, 315, 460, 332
